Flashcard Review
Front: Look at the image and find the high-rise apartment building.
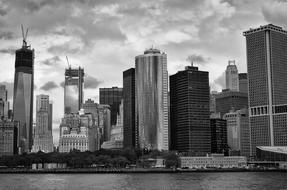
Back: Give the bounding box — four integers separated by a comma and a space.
210, 118, 228, 154
170, 66, 210, 153
99, 87, 122, 126
244, 24, 287, 155
225, 60, 239, 91
224, 109, 250, 157
238, 73, 248, 93
215, 90, 248, 118
13, 32, 34, 153
32, 95, 53, 153
135, 48, 169, 150
64, 67, 84, 114
123, 68, 137, 148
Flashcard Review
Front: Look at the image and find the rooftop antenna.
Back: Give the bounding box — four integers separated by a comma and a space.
186, 55, 194, 67
21, 24, 29, 48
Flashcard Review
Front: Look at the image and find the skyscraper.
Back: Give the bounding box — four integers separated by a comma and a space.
210, 118, 228, 154
244, 24, 287, 155
99, 87, 122, 125
13, 28, 34, 153
32, 95, 53, 153
238, 73, 248, 93
135, 48, 169, 150
64, 67, 84, 114
123, 68, 137, 148
170, 65, 210, 153
0, 85, 9, 119
225, 60, 239, 91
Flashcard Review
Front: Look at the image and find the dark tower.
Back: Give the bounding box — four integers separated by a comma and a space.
13, 25, 34, 153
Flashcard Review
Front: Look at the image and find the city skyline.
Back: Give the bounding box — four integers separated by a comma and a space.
0, 0, 286, 145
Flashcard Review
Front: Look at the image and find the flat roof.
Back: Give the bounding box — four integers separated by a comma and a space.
243, 24, 287, 36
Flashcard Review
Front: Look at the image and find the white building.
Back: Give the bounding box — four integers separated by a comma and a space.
135, 48, 169, 150
180, 154, 247, 168
225, 60, 239, 91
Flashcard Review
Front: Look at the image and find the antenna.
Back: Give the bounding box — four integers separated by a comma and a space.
186, 55, 194, 67
21, 24, 29, 48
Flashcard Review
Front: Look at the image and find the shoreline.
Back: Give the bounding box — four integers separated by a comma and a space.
0, 168, 286, 174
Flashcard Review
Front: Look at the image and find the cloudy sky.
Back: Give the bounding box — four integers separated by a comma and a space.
0, 0, 285, 145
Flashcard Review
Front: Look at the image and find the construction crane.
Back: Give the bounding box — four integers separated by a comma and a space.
66, 56, 71, 68
21, 24, 29, 48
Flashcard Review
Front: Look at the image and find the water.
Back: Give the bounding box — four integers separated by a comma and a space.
0, 172, 286, 190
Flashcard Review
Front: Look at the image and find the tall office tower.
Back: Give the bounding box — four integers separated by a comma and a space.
64, 67, 84, 114
210, 118, 228, 154
13, 28, 34, 153
0, 121, 18, 156
0, 85, 10, 119
238, 73, 248, 93
170, 65, 210, 153
99, 87, 122, 126
225, 60, 239, 91
224, 108, 250, 157
215, 90, 248, 118
210, 91, 218, 114
244, 24, 287, 155
32, 95, 53, 152
123, 68, 136, 148
135, 48, 169, 150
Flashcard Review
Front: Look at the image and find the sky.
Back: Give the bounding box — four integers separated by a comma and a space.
0, 0, 286, 145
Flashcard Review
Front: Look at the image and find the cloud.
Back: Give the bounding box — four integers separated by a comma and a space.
262, 1, 287, 28
84, 75, 102, 89
41, 56, 61, 66
0, 81, 13, 100
0, 31, 13, 40
40, 81, 58, 91
47, 42, 82, 55
0, 47, 15, 55
213, 71, 225, 90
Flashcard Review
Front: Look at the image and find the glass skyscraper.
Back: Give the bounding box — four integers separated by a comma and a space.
64, 67, 84, 114
135, 48, 169, 150
13, 39, 34, 153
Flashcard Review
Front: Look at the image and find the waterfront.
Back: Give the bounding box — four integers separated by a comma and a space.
0, 172, 286, 190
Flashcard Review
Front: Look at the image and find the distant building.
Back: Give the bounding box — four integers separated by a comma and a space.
32, 95, 53, 153
99, 87, 122, 126
225, 60, 239, 91
123, 68, 137, 148
59, 113, 96, 153
64, 67, 84, 114
210, 91, 218, 114
0, 120, 18, 156
210, 118, 228, 154
238, 73, 248, 93
170, 65, 210, 153
13, 31, 34, 153
0, 85, 9, 119
256, 146, 287, 161
136, 48, 169, 150
243, 24, 287, 155
215, 90, 248, 118
224, 109, 251, 157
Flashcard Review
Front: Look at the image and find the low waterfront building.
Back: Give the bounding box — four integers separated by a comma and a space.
0, 120, 18, 156
59, 112, 96, 153
256, 146, 287, 162
180, 154, 247, 168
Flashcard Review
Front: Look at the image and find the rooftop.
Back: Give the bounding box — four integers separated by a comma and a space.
243, 24, 287, 36
257, 146, 287, 154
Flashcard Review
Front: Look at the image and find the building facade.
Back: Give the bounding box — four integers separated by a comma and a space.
32, 95, 53, 153
170, 66, 210, 153
225, 60, 239, 91
99, 87, 122, 126
215, 90, 248, 118
135, 48, 169, 150
64, 67, 84, 114
0, 85, 9, 119
238, 73, 248, 93
123, 68, 137, 148
13, 37, 34, 153
210, 118, 228, 154
0, 121, 18, 156
59, 113, 96, 153
243, 24, 287, 155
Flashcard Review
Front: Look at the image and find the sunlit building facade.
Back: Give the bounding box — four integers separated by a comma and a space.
135, 48, 169, 150
64, 67, 84, 114
225, 60, 239, 91
13, 39, 34, 153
